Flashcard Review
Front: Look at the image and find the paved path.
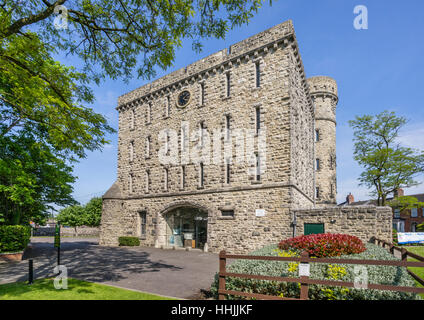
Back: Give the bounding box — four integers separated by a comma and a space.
0, 238, 218, 299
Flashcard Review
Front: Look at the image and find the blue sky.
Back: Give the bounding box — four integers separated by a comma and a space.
64, 0, 424, 206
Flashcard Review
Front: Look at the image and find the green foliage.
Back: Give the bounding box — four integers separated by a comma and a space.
83, 197, 102, 227
118, 236, 140, 247
56, 205, 86, 230
349, 111, 424, 206
393, 229, 398, 246
0, 0, 268, 226
210, 243, 421, 300
388, 196, 424, 213
56, 197, 102, 229
0, 129, 76, 225
418, 224, 424, 232
0, 1, 270, 82
0, 225, 31, 253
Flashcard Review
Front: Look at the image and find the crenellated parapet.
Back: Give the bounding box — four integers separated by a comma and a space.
117, 20, 296, 110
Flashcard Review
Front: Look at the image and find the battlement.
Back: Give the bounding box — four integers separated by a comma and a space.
307, 76, 338, 98
118, 20, 295, 107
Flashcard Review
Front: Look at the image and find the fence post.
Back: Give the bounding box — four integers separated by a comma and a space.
300, 251, 309, 300
401, 248, 408, 262
218, 250, 227, 300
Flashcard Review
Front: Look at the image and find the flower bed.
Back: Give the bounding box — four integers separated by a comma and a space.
278, 233, 366, 258
210, 243, 421, 300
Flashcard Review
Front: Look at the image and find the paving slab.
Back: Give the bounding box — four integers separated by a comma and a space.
0, 237, 219, 299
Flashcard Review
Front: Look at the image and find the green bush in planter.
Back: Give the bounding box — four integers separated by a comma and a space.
118, 236, 140, 247
210, 243, 421, 300
0, 225, 31, 253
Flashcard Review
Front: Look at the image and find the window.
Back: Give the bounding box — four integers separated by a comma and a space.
226, 158, 231, 184
165, 96, 170, 117
315, 159, 320, 171
255, 106, 261, 134
181, 125, 188, 152
411, 222, 418, 232
225, 115, 231, 141
146, 103, 152, 124
200, 82, 205, 106
255, 153, 261, 182
139, 211, 147, 236
411, 208, 418, 218
315, 187, 320, 199
199, 162, 204, 187
199, 121, 205, 147
129, 173, 133, 193
165, 131, 170, 156
394, 209, 400, 218
130, 109, 135, 130
129, 141, 134, 162
255, 61, 260, 88
226, 72, 231, 97
315, 129, 320, 142
221, 210, 234, 218
164, 168, 169, 191
145, 170, 150, 193
181, 165, 186, 189
145, 136, 151, 158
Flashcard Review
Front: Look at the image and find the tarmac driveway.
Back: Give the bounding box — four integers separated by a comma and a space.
0, 238, 219, 299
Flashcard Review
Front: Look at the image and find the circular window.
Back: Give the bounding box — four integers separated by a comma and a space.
177, 90, 191, 108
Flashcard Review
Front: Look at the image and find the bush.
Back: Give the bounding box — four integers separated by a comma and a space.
118, 236, 140, 247
0, 225, 31, 253
210, 243, 420, 300
393, 229, 398, 245
278, 233, 366, 258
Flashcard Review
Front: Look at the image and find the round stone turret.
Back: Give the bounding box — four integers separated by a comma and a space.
307, 76, 338, 207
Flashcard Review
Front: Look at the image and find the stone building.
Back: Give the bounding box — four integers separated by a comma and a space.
100, 20, 392, 253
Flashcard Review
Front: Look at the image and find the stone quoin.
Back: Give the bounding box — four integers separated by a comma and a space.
99, 20, 392, 254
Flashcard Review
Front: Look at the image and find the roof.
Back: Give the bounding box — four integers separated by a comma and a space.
338, 193, 424, 206
102, 181, 122, 200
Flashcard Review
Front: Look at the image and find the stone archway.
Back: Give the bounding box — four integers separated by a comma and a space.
159, 202, 210, 250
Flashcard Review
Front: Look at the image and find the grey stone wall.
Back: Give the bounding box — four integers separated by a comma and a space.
292, 206, 393, 244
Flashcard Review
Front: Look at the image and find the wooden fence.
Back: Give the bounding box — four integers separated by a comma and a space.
218, 244, 424, 300
372, 237, 424, 287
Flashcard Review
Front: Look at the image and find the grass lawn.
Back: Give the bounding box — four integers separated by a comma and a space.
0, 278, 178, 300
403, 246, 424, 299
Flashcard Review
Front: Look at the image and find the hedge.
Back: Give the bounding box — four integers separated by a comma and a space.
0, 225, 31, 253
210, 243, 421, 300
118, 236, 140, 247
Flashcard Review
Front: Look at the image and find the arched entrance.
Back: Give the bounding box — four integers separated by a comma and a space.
164, 207, 208, 250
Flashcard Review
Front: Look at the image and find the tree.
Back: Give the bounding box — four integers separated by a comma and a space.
83, 197, 102, 227
0, 128, 76, 225
349, 111, 424, 206
56, 204, 86, 232
388, 196, 424, 213
0, 0, 269, 224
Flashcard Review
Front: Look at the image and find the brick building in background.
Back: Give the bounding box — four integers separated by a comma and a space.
340, 189, 424, 232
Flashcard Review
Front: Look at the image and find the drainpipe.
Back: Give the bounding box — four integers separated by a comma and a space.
291, 211, 297, 238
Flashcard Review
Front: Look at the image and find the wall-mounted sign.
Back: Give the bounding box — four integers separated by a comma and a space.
255, 209, 266, 217
397, 232, 424, 245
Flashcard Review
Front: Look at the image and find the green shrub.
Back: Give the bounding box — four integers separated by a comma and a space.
118, 236, 140, 247
210, 243, 421, 300
0, 225, 31, 253
393, 229, 398, 245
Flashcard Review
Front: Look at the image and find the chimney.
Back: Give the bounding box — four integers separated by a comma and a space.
346, 193, 354, 205
394, 188, 404, 198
